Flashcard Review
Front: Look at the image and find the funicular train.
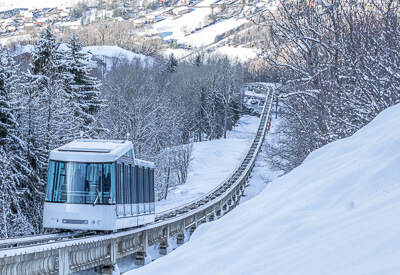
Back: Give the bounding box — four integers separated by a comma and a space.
43, 139, 155, 231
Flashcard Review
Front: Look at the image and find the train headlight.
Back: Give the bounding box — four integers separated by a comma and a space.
97, 220, 102, 225
91, 220, 96, 225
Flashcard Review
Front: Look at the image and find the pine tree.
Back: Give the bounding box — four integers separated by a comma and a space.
0, 50, 18, 146
65, 34, 103, 132
166, 53, 178, 73
25, 26, 78, 168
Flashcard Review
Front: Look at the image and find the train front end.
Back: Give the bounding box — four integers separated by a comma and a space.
43, 139, 155, 232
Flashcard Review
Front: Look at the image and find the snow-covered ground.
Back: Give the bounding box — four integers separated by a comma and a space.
156, 113, 262, 213
153, 0, 248, 48
179, 18, 248, 48
153, 0, 218, 43
0, 0, 94, 11
12, 44, 152, 71
214, 46, 260, 63
127, 103, 400, 274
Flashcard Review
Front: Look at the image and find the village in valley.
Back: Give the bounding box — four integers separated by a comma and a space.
0, 0, 276, 53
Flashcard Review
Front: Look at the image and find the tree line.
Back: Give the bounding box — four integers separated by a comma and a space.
264, 0, 400, 173
0, 27, 245, 238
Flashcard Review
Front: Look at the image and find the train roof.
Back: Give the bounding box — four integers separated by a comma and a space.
50, 139, 134, 163
135, 159, 155, 169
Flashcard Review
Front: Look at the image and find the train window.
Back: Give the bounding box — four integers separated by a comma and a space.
123, 149, 134, 159
102, 163, 115, 204
144, 168, 149, 203
149, 168, 155, 203
139, 166, 144, 204
131, 166, 137, 204
134, 165, 139, 204
126, 165, 131, 204
116, 163, 122, 204
46, 161, 116, 204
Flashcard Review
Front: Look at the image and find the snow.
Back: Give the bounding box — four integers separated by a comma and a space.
214, 46, 259, 62
153, 0, 247, 48
156, 114, 261, 213
82, 46, 151, 65
11, 44, 152, 70
179, 18, 248, 47
127, 102, 400, 274
0, 0, 97, 11
153, 0, 216, 41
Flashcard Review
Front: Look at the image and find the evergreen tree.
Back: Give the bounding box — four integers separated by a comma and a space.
65, 34, 103, 132
0, 50, 18, 146
166, 53, 178, 73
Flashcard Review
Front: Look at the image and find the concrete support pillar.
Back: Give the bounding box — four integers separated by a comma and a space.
208, 211, 215, 222
101, 238, 119, 274
159, 225, 170, 255
177, 233, 185, 244
143, 230, 148, 252
135, 252, 146, 266
58, 246, 70, 275
110, 238, 118, 267
135, 231, 149, 266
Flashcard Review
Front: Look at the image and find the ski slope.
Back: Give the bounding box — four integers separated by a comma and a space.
127, 103, 400, 275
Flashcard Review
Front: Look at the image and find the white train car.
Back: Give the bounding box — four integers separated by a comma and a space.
43, 139, 155, 231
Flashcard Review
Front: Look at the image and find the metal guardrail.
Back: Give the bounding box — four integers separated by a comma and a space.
0, 88, 274, 275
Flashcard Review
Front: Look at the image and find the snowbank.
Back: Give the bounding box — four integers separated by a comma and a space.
128, 103, 400, 275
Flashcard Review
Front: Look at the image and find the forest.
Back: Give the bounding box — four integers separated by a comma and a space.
265, 0, 400, 172
0, 27, 245, 238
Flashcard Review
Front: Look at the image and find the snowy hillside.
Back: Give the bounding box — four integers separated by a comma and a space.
0, 0, 90, 11
12, 44, 152, 70
127, 103, 400, 274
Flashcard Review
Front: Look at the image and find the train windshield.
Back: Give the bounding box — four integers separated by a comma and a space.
45, 161, 116, 204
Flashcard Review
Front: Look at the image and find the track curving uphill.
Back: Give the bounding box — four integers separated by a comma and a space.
0, 85, 274, 275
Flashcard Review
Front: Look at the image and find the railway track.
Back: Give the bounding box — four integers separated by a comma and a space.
0, 85, 274, 274
0, 231, 97, 250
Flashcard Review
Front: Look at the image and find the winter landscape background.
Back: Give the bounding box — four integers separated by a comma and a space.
1, 0, 400, 274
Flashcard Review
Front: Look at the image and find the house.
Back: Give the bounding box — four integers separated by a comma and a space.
35, 18, 47, 26
21, 10, 34, 19
173, 7, 191, 16
24, 23, 34, 31
145, 15, 155, 23
132, 18, 145, 27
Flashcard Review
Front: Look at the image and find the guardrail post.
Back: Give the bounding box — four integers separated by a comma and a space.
58, 246, 70, 275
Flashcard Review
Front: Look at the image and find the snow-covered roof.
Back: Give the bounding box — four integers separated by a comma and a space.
50, 139, 134, 163
135, 159, 155, 169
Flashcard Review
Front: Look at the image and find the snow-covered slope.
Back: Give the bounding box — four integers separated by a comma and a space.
0, 0, 89, 11
127, 103, 400, 275
156, 115, 261, 212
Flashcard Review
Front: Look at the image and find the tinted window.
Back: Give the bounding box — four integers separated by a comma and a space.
149, 168, 155, 203
46, 161, 115, 204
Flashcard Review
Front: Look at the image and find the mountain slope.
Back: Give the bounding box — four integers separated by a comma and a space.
127, 103, 400, 275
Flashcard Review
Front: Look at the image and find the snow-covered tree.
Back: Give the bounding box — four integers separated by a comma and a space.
65, 34, 103, 132
0, 50, 18, 146
165, 53, 178, 73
